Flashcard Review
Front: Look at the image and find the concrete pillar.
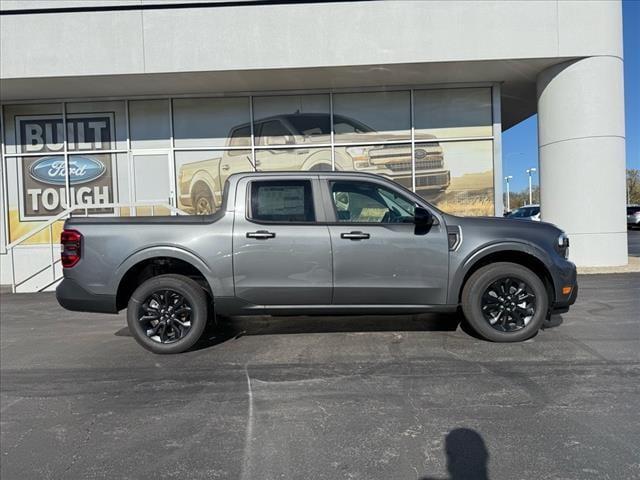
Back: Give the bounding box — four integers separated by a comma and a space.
537, 56, 627, 266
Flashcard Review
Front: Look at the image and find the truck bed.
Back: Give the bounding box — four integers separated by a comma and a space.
66, 211, 223, 226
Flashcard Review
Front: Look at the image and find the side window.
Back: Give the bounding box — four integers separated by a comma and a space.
228, 125, 251, 156
257, 120, 294, 146
330, 180, 415, 223
250, 180, 315, 223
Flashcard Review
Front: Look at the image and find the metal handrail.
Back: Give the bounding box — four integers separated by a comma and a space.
6, 202, 187, 293
6, 202, 186, 249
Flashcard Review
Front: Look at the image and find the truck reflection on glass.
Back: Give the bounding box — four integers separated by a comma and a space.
177, 113, 450, 214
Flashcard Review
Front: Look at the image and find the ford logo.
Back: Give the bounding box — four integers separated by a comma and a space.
29, 156, 106, 186
415, 149, 427, 160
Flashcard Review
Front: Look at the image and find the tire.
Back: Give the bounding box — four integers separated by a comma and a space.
192, 185, 215, 215
461, 262, 548, 342
127, 274, 208, 354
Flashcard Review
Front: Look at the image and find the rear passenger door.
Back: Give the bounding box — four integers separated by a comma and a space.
232, 176, 332, 306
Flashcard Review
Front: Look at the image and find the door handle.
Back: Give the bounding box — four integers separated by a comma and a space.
341, 231, 370, 240
221, 164, 230, 171
246, 230, 276, 240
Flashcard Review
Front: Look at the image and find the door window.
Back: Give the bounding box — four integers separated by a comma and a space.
249, 180, 315, 223
256, 120, 294, 146
330, 180, 415, 223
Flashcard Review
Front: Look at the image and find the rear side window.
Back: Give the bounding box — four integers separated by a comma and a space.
249, 180, 315, 223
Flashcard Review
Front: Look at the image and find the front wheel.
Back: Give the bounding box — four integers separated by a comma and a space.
461, 262, 548, 342
127, 274, 208, 354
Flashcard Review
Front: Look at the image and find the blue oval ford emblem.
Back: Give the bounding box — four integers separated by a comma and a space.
29, 156, 106, 186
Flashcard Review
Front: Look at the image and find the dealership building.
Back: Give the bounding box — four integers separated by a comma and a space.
0, 0, 628, 291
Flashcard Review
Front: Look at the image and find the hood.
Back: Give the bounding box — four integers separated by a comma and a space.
441, 213, 565, 252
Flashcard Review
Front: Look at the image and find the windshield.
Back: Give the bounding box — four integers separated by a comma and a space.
332, 115, 375, 134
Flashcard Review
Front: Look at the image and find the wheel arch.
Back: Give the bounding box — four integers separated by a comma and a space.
300, 149, 333, 171
113, 247, 215, 311
452, 244, 556, 306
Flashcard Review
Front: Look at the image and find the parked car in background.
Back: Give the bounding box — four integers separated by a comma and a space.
57, 171, 577, 354
628, 205, 640, 229
506, 204, 540, 221
178, 113, 450, 214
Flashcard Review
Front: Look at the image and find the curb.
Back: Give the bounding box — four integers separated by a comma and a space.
577, 256, 640, 275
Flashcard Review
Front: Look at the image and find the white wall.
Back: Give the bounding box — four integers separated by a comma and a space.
0, 1, 623, 80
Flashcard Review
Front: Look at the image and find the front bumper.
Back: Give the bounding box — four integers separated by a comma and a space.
549, 259, 578, 314
380, 170, 451, 191
56, 278, 118, 314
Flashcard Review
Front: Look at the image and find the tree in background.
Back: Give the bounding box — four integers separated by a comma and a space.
628, 169, 640, 204
504, 186, 539, 212
504, 170, 639, 212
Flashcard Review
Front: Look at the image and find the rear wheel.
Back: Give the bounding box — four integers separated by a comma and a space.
127, 274, 208, 354
193, 185, 215, 215
461, 262, 548, 342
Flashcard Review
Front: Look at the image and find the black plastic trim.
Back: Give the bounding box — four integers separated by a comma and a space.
56, 278, 118, 314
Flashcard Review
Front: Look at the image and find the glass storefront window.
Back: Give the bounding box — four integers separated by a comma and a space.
255, 147, 331, 173
2, 87, 497, 227
253, 94, 331, 145
334, 143, 414, 191
414, 88, 492, 140
174, 149, 252, 214
129, 99, 170, 149
66, 100, 128, 150
2, 103, 63, 155
419, 139, 494, 216
173, 97, 250, 148
333, 91, 410, 144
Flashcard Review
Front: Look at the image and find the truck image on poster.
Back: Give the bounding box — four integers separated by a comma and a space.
177, 113, 450, 214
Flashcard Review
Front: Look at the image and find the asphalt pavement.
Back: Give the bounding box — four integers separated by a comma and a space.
1, 274, 639, 480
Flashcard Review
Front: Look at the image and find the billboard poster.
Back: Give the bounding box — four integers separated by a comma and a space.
173, 91, 494, 216
16, 114, 115, 220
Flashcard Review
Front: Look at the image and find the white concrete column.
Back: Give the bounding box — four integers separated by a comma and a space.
537, 56, 627, 266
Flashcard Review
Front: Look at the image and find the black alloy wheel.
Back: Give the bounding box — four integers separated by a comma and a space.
127, 274, 209, 354
195, 195, 214, 215
480, 277, 536, 332
138, 289, 193, 344
461, 262, 548, 342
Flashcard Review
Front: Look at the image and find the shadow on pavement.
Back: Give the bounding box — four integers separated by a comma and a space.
114, 312, 463, 351
421, 428, 490, 480
115, 312, 564, 351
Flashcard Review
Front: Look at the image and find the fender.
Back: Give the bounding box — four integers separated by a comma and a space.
447, 240, 555, 305
189, 168, 219, 200
110, 245, 218, 296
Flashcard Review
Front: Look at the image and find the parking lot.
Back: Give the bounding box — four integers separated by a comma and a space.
1, 272, 639, 480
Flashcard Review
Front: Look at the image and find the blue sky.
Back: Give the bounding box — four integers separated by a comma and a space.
502, 0, 639, 193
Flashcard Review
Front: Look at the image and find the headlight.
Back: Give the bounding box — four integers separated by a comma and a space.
556, 232, 570, 259
346, 146, 370, 168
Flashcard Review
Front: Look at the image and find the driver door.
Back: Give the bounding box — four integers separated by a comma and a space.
323, 177, 449, 305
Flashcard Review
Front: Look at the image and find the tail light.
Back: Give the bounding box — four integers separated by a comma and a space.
61, 229, 82, 268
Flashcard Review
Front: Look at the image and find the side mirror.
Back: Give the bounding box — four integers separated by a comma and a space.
414, 207, 434, 226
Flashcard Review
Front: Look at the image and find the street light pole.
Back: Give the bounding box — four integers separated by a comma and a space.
504, 176, 513, 212
526, 167, 537, 205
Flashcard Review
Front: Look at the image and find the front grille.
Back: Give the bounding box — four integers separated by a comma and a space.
385, 157, 445, 172
416, 172, 450, 188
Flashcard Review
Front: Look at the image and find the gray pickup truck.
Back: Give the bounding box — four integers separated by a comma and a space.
57, 172, 577, 354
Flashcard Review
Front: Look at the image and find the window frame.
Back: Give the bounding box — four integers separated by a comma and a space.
323, 177, 433, 226
246, 178, 318, 225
